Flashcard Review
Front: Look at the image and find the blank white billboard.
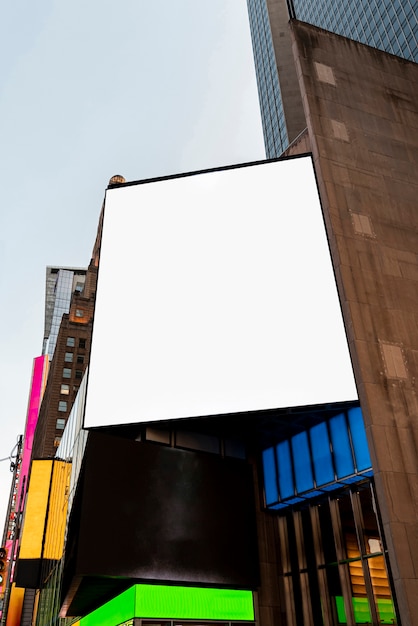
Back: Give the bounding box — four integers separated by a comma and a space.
84, 157, 357, 428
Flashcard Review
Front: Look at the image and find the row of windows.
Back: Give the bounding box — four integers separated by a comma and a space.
66, 337, 86, 349
62, 368, 83, 380
58, 337, 87, 432
56, 384, 79, 433
62, 337, 86, 392
64, 352, 85, 364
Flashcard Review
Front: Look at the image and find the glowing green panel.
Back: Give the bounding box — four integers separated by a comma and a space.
353, 597, 372, 623
80, 586, 135, 626
377, 598, 396, 624
80, 584, 254, 626
335, 596, 347, 623
135, 584, 254, 620
335, 596, 395, 624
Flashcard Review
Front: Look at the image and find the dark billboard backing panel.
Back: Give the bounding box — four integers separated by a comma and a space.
61, 431, 259, 615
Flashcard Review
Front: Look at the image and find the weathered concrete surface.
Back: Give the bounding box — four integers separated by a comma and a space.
290, 21, 418, 626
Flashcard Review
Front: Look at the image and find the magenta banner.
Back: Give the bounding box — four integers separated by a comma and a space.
15, 356, 47, 521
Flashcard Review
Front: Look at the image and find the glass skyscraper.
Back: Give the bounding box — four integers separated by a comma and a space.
246, 0, 289, 157
293, 0, 417, 62
42, 266, 86, 359
247, 0, 418, 156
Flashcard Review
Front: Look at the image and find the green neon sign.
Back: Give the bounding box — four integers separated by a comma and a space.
80, 584, 254, 626
335, 596, 396, 624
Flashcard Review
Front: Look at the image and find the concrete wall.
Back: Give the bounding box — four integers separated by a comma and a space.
290, 21, 418, 626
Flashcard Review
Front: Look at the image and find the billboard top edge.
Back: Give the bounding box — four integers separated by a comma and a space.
106, 152, 313, 191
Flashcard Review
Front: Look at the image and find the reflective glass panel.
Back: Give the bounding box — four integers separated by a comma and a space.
330, 413, 355, 478
310, 421, 335, 486
262, 447, 279, 505
292, 431, 314, 493
277, 440, 294, 499
348, 407, 372, 471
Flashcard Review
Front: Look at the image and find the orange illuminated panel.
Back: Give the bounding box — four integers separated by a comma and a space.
19, 461, 53, 560
44, 461, 71, 560
16, 460, 72, 589
5, 584, 24, 626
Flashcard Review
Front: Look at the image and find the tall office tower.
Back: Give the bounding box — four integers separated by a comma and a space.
42, 267, 87, 359
247, 0, 418, 156
31, 261, 103, 460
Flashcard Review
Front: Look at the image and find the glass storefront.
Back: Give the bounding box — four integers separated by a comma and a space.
276, 482, 397, 625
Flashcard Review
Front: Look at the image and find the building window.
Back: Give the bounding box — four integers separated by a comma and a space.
56, 418, 66, 430
275, 483, 397, 626
64, 352, 73, 362
77, 355, 84, 364
75, 370, 83, 380
75, 309, 84, 317
66, 337, 75, 347
60, 384, 70, 395
58, 401, 67, 412
79, 338, 86, 349
63, 368, 72, 379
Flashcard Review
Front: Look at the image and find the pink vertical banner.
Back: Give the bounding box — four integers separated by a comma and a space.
15, 356, 48, 518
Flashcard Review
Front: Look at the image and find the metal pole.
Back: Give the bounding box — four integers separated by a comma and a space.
286, 0, 296, 20
0, 436, 23, 626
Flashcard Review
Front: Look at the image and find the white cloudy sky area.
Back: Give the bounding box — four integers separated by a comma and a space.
0, 0, 265, 525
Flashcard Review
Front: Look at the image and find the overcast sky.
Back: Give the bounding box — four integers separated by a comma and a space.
0, 0, 265, 526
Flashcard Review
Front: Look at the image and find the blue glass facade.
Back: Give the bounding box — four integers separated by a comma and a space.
247, 0, 418, 156
262, 405, 373, 509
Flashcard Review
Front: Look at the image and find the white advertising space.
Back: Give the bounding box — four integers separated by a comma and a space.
84, 157, 357, 428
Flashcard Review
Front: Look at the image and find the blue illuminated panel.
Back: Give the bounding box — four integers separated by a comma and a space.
329, 413, 355, 479
348, 406, 372, 471
262, 404, 373, 509
291, 432, 314, 493
310, 421, 335, 486
277, 440, 294, 499
262, 447, 278, 506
